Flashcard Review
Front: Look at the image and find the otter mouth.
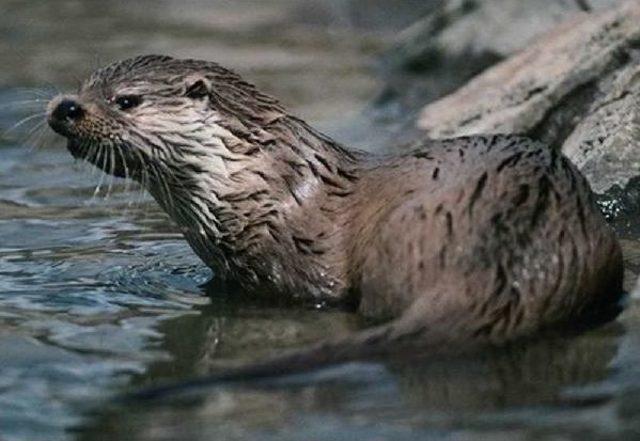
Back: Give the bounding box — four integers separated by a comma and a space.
48, 117, 72, 139
67, 137, 135, 180
47, 120, 86, 160
47, 111, 130, 179
48, 117, 85, 160
65, 137, 101, 168
65, 137, 87, 159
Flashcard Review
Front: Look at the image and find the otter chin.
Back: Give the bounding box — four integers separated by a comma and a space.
46, 55, 623, 371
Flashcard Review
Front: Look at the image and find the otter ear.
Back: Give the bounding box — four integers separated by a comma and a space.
185, 76, 211, 99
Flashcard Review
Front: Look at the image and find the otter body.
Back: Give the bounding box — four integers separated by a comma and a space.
47, 55, 622, 361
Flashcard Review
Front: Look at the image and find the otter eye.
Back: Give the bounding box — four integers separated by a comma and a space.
114, 95, 142, 111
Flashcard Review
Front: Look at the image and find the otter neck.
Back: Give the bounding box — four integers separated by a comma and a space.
148, 114, 362, 299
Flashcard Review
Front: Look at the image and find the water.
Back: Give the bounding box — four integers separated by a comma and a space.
1, 1, 640, 440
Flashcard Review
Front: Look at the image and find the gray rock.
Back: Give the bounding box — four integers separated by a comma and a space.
563, 63, 640, 194
415, 0, 640, 207
379, 0, 622, 111
391, 0, 585, 66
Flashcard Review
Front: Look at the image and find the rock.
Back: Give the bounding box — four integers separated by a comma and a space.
379, 0, 622, 111
414, 0, 640, 228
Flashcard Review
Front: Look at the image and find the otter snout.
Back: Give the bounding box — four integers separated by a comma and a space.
52, 99, 83, 121
47, 95, 84, 137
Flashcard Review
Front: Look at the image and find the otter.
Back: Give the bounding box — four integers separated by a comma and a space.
46, 55, 623, 380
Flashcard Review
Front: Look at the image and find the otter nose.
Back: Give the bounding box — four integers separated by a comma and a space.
52, 99, 84, 121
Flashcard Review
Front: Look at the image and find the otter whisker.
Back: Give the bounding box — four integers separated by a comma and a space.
134, 178, 149, 211
25, 118, 47, 139
128, 146, 152, 207
100, 144, 111, 190
134, 170, 148, 208
23, 119, 49, 151
2, 111, 47, 137
80, 141, 96, 169
106, 144, 117, 199
85, 143, 99, 175
0, 99, 48, 110
12, 87, 54, 99
41, 83, 61, 98
91, 144, 109, 200
116, 143, 131, 192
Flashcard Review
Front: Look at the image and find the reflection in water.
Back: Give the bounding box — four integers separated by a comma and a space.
140, 298, 359, 381
78, 326, 625, 441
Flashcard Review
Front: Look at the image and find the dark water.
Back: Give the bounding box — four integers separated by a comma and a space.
2, 1, 640, 441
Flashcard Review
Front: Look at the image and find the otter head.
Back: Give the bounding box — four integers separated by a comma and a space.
46, 55, 355, 291
47, 54, 285, 185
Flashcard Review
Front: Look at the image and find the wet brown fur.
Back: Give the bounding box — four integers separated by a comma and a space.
47, 55, 623, 379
